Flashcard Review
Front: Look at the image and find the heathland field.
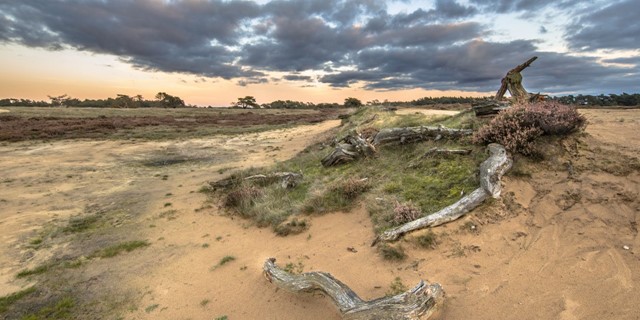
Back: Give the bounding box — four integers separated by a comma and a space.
0, 106, 639, 319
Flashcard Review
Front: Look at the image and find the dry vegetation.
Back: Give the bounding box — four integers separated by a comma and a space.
0, 107, 344, 141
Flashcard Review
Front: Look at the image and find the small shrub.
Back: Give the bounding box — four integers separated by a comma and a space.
393, 201, 421, 224
378, 244, 407, 261
473, 101, 586, 155
335, 177, 371, 200
386, 277, 408, 296
274, 218, 309, 236
224, 185, 262, 209
415, 231, 438, 249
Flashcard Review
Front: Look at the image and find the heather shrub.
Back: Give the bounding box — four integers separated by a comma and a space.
473, 101, 586, 155
393, 201, 421, 224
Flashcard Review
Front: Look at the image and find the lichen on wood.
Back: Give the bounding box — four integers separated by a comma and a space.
263, 258, 444, 320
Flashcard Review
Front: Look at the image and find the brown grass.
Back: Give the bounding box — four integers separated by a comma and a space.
0, 109, 342, 141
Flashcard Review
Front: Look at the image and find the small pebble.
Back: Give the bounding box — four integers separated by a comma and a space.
623, 245, 630, 250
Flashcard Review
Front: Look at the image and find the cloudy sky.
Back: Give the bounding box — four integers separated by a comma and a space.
0, 0, 638, 106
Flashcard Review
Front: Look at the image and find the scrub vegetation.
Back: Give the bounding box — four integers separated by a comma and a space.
207, 106, 486, 234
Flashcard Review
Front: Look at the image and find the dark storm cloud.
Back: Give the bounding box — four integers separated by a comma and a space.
603, 57, 640, 65
237, 77, 269, 86
0, 0, 261, 78
283, 74, 313, 81
0, 0, 636, 94
321, 39, 640, 94
565, 0, 640, 51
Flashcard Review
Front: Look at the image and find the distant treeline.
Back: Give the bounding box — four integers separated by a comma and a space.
3, 93, 639, 109
0, 92, 188, 108
549, 93, 640, 106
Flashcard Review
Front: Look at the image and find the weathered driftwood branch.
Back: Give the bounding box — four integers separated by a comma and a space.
374, 144, 512, 243
321, 131, 376, 167
244, 172, 303, 189
372, 126, 472, 146
263, 258, 444, 320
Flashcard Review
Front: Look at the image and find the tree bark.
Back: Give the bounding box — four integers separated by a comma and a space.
495, 56, 538, 103
373, 144, 512, 243
263, 258, 444, 320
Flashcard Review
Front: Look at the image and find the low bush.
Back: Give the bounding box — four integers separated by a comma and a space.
224, 186, 262, 210
392, 201, 421, 224
473, 101, 586, 155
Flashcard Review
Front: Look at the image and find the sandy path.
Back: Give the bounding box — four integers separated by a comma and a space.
0, 120, 339, 297
0, 109, 9, 113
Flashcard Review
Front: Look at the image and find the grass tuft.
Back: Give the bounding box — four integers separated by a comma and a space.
91, 240, 150, 258
378, 244, 407, 261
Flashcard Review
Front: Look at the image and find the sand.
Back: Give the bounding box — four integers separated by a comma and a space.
1, 109, 639, 319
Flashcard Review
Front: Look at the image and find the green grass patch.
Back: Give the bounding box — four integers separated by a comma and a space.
16, 264, 53, 279
20, 297, 74, 320
0, 287, 36, 313
207, 106, 483, 234
90, 240, 150, 258
211, 255, 236, 270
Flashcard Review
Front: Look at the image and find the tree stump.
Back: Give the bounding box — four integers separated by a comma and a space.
263, 258, 444, 320
321, 131, 376, 167
495, 56, 538, 103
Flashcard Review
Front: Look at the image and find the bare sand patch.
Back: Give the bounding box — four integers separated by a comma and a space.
0, 109, 8, 113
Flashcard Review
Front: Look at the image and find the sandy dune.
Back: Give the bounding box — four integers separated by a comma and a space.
1, 109, 638, 319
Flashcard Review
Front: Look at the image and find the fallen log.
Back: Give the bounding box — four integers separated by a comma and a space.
372, 126, 472, 146
263, 258, 444, 320
373, 143, 512, 243
472, 100, 510, 117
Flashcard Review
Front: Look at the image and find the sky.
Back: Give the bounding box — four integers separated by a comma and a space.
0, 0, 638, 106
